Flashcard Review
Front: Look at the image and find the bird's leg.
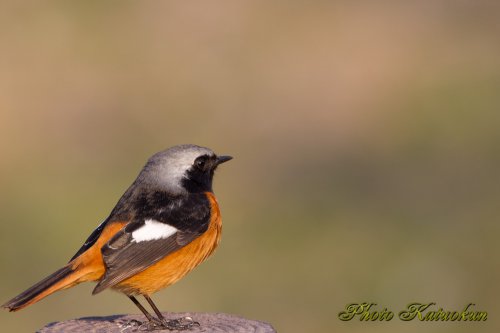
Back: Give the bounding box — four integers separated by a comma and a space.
143, 294, 165, 321
129, 295, 156, 322
128, 295, 163, 330
143, 295, 200, 330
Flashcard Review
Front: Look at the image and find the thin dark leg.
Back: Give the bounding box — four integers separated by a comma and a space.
144, 295, 165, 320
128, 295, 156, 322
143, 294, 200, 330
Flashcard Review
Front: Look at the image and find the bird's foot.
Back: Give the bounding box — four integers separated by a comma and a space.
161, 316, 200, 331
118, 319, 143, 331
136, 317, 164, 331
132, 316, 199, 331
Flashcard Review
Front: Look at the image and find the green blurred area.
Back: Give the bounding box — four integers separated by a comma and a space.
1, 1, 499, 332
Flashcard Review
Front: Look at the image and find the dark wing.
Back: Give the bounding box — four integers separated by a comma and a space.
92, 225, 204, 294
93, 191, 211, 294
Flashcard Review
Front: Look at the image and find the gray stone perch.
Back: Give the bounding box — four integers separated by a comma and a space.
38, 312, 276, 332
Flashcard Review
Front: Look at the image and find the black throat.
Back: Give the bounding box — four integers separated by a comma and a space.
182, 168, 214, 193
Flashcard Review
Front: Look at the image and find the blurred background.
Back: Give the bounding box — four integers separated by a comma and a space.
1, 1, 499, 332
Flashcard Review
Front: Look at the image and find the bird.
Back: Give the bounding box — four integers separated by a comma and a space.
2, 144, 232, 330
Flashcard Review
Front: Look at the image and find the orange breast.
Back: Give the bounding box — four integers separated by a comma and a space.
113, 192, 222, 295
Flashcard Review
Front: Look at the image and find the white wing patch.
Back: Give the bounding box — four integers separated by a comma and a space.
131, 219, 178, 242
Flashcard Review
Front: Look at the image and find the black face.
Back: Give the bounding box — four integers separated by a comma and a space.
182, 154, 223, 193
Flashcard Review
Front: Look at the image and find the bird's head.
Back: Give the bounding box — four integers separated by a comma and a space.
139, 144, 232, 194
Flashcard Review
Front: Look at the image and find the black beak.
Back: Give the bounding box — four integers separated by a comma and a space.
216, 155, 233, 165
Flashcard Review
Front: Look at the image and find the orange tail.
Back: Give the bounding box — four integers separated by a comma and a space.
2, 264, 87, 312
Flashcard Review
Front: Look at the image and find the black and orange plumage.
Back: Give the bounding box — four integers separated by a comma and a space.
3, 144, 232, 330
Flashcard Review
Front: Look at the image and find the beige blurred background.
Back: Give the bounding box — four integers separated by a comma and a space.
1, 1, 499, 332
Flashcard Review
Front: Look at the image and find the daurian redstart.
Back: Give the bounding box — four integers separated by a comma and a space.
3, 144, 232, 330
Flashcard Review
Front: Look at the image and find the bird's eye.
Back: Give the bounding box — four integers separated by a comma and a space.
194, 157, 207, 170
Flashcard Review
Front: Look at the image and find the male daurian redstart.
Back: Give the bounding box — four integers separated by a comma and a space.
3, 144, 232, 330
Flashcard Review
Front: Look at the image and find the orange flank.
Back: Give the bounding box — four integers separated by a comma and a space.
70, 221, 128, 281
